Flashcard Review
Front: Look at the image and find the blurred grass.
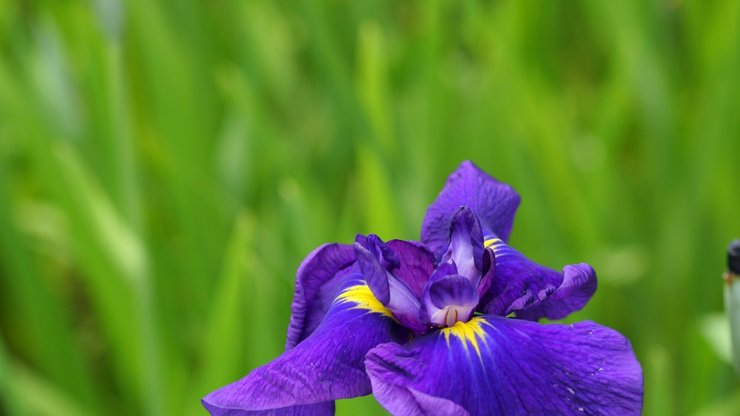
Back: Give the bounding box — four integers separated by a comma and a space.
0, 0, 739, 415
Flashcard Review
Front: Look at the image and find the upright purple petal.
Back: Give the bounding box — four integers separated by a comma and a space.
440, 207, 484, 283
365, 316, 643, 416
286, 243, 356, 349
204, 278, 406, 415
421, 161, 520, 258
480, 238, 596, 321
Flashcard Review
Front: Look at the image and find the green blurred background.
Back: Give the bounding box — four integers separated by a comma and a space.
1, 0, 739, 415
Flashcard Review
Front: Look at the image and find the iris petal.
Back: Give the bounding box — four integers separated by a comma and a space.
442, 207, 484, 282
355, 236, 431, 333
386, 240, 436, 299
421, 161, 520, 259
476, 248, 495, 299
365, 316, 643, 416
516, 263, 598, 321
421, 272, 479, 327
202, 401, 334, 416
203, 278, 406, 415
354, 241, 391, 304
286, 243, 356, 348
480, 238, 597, 321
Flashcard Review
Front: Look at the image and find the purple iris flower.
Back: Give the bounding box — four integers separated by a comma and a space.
203, 161, 643, 415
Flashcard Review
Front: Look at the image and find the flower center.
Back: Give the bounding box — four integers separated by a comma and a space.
422, 272, 479, 329
430, 303, 476, 328
444, 308, 460, 326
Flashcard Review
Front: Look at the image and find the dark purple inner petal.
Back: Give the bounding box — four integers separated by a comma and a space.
354, 239, 391, 304
386, 239, 436, 299
475, 248, 495, 299
354, 236, 435, 333
361, 234, 400, 269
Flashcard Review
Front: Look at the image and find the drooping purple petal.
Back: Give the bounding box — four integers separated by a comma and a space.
365, 316, 643, 416
365, 382, 469, 416
286, 243, 356, 349
480, 238, 596, 321
440, 207, 484, 283
386, 240, 436, 299
421, 161, 520, 259
204, 278, 406, 415
202, 401, 334, 416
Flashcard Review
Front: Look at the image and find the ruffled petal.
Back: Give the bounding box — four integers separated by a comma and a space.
480, 238, 596, 321
365, 316, 643, 416
421, 161, 520, 259
516, 263, 598, 321
286, 243, 356, 349
204, 278, 406, 415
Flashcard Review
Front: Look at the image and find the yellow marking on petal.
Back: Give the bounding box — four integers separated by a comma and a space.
440, 316, 490, 358
335, 284, 393, 318
484, 238, 501, 248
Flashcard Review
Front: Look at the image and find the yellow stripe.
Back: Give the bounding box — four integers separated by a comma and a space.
335, 284, 393, 318
440, 316, 490, 358
484, 238, 501, 248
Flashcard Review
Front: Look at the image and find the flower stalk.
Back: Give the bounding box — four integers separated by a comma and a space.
725, 239, 740, 374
